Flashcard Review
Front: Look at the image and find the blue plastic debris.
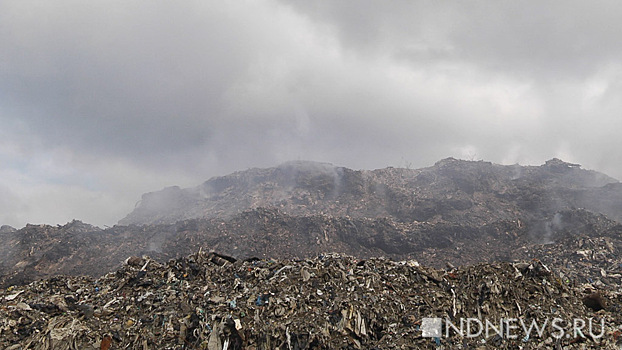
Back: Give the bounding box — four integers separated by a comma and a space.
522, 335, 529, 342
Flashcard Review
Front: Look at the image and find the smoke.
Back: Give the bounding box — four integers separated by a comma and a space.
276, 161, 344, 198
510, 165, 523, 180
541, 212, 564, 245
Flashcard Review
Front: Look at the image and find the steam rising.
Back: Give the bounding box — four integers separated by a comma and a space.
2, 1, 622, 227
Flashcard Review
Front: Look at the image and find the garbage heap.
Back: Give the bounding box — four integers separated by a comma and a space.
532, 234, 622, 291
1, 251, 621, 349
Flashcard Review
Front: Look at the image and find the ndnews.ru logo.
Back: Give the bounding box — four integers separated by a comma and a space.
421, 317, 605, 340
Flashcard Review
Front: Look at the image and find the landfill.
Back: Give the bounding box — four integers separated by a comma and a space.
4, 158, 622, 288
119, 159, 622, 227
2, 159, 622, 348
3, 205, 621, 290
2, 250, 622, 349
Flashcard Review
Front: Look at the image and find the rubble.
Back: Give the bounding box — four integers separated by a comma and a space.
1, 251, 622, 349
3, 206, 622, 289
3, 158, 622, 287
1, 158, 622, 348
0, 225, 16, 234
119, 159, 621, 226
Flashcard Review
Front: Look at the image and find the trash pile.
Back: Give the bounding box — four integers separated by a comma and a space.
5, 157, 622, 290
3, 159, 622, 348
119, 158, 622, 227
4, 205, 622, 293
2, 250, 622, 349
533, 233, 622, 290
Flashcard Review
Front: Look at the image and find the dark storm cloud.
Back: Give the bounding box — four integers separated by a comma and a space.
1, 0, 622, 227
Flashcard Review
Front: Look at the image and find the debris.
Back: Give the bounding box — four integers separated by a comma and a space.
100, 334, 112, 350
583, 292, 607, 311
2, 159, 622, 349
4, 159, 622, 288
1, 250, 622, 348
125, 256, 145, 267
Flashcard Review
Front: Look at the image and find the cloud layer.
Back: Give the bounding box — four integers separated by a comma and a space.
2, 0, 622, 227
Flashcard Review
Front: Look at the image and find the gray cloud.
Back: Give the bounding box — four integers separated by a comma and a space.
282, 1, 622, 78
1, 0, 622, 227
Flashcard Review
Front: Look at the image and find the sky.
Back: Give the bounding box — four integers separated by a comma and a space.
2, 1, 622, 228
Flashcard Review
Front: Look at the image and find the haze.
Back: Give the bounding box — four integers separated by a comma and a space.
2, 1, 622, 228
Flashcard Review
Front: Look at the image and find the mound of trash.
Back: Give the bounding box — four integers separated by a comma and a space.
5, 158, 622, 289
2, 251, 621, 349
119, 158, 621, 227
4, 206, 622, 290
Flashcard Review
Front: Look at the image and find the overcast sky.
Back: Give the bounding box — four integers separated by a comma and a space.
2, 1, 622, 227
